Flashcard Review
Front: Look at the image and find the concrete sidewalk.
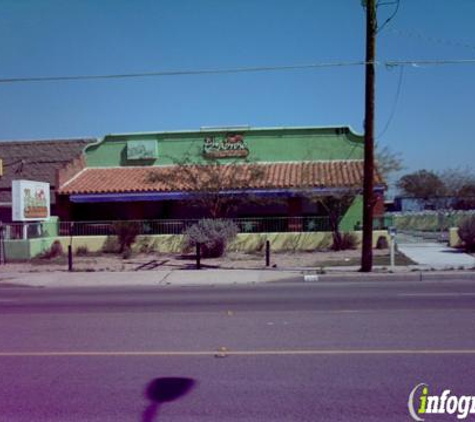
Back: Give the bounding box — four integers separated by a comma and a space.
1, 267, 475, 288
398, 242, 475, 269
0, 269, 302, 288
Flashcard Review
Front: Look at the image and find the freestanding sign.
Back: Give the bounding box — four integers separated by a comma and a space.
12, 180, 50, 221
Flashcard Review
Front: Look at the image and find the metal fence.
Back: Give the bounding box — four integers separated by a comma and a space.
2, 222, 49, 240
1, 216, 392, 239
57, 217, 335, 237
389, 210, 475, 232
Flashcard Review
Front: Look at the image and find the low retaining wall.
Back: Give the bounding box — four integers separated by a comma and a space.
4, 237, 58, 262
449, 227, 461, 247
4, 230, 390, 261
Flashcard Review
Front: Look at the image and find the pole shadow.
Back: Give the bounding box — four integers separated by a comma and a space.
142, 377, 196, 422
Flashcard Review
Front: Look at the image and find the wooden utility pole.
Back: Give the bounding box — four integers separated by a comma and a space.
361, 0, 377, 272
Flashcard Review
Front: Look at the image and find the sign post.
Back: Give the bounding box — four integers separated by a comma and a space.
12, 180, 51, 240
12, 180, 50, 222
388, 226, 397, 271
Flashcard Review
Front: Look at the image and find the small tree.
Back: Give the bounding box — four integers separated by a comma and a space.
304, 189, 360, 251
397, 170, 446, 199
112, 221, 139, 258
455, 185, 475, 210
438, 168, 475, 210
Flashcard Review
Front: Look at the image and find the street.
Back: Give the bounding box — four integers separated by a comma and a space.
1, 278, 475, 421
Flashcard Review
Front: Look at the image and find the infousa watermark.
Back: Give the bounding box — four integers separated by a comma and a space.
408, 383, 475, 420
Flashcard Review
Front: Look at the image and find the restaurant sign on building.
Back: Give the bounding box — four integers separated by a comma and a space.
12, 180, 50, 221
126, 140, 158, 160
203, 133, 249, 158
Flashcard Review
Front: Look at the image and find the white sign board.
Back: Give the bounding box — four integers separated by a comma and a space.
12, 180, 50, 221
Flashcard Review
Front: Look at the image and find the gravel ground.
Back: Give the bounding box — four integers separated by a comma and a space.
0, 249, 393, 273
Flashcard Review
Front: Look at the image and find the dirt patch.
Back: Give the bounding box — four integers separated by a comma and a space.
0, 249, 397, 273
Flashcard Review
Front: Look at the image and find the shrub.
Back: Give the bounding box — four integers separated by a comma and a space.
102, 236, 120, 253
183, 219, 238, 258
76, 245, 89, 256
112, 221, 140, 254
138, 237, 155, 254
332, 232, 358, 251
38, 240, 64, 259
376, 236, 389, 250
121, 246, 133, 259
458, 216, 475, 252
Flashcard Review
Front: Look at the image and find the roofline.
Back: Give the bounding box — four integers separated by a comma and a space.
72, 159, 366, 171
104, 124, 364, 138
0, 137, 96, 145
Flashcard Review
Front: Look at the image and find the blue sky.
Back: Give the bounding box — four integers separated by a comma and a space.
0, 0, 474, 177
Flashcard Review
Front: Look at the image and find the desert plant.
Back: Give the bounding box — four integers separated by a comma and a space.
75, 245, 89, 256
458, 216, 475, 252
112, 221, 140, 254
183, 219, 238, 258
102, 236, 121, 253
332, 232, 358, 251
121, 246, 133, 259
376, 236, 389, 250
138, 238, 155, 254
38, 240, 64, 259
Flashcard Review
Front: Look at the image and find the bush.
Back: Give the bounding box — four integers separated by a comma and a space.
332, 232, 358, 251
458, 216, 475, 252
112, 221, 139, 254
121, 246, 133, 259
376, 236, 389, 250
138, 237, 155, 254
183, 219, 238, 258
38, 240, 64, 259
76, 245, 89, 256
102, 236, 120, 253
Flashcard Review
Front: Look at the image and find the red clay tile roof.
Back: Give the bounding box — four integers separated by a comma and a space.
59, 161, 384, 195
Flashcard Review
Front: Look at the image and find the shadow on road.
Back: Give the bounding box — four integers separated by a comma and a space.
142, 377, 196, 422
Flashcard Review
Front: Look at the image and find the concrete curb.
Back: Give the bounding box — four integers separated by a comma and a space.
315, 272, 475, 283
1, 267, 475, 289
0, 269, 303, 288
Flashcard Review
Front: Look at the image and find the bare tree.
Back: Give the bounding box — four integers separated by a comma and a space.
397, 170, 446, 199
302, 188, 361, 251
144, 157, 265, 218
438, 168, 475, 209
376, 144, 403, 180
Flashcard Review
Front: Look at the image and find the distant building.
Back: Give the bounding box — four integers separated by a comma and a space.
0, 138, 95, 222
393, 196, 475, 212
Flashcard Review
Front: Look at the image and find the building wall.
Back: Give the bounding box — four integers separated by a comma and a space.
57, 127, 379, 225
84, 127, 364, 167
339, 195, 363, 232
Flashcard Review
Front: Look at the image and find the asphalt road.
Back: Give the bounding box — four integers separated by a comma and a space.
1, 278, 475, 421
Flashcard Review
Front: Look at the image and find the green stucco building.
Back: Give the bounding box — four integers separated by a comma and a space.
57, 126, 385, 231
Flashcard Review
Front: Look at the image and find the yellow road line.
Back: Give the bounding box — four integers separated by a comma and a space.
1, 349, 475, 357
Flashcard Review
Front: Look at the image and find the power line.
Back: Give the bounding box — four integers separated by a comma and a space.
377, 0, 400, 34
0, 58, 474, 84
390, 28, 475, 52
377, 65, 404, 139
0, 62, 366, 84
385, 58, 475, 67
